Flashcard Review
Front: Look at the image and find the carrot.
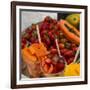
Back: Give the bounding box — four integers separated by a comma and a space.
58, 20, 80, 45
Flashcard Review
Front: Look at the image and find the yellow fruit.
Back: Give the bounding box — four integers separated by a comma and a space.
66, 14, 80, 28
64, 63, 80, 76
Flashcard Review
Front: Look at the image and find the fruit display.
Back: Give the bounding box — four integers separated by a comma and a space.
21, 14, 80, 78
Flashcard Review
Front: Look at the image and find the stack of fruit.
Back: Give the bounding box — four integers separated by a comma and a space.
22, 15, 80, 65
21, 14, 80, 77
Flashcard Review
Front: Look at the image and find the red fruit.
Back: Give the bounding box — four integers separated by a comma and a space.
48, 31, 53, 35
21, 43, 25, 49
60, 49, 68, 54
49, 23, 54, 30
30, 37, 36, 43
52, 19, 57, 24
67, 57, 74, 64
56, 63, 65, 71
48, 31, 55, 40
39, 23, 43, 31
22, 38, 26, 44
52, 65, 58, 73
64, 50, 74, 57
44, 16, 53, 23
46, 39, 51, 46
72, 47, 78, 52
40, 22, 49, 30
50, 48, 57, 54
59, 43, 65, 49
55, 31, 60, 36
50, 35, 55, 40
53, 42, 56, 48
48, 31, 51, 35
40, 30, 47, 36
42, 34, 51, 46
45, 58, 52, 64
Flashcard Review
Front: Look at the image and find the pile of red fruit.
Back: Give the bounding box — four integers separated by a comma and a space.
21, 16, 79, 65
